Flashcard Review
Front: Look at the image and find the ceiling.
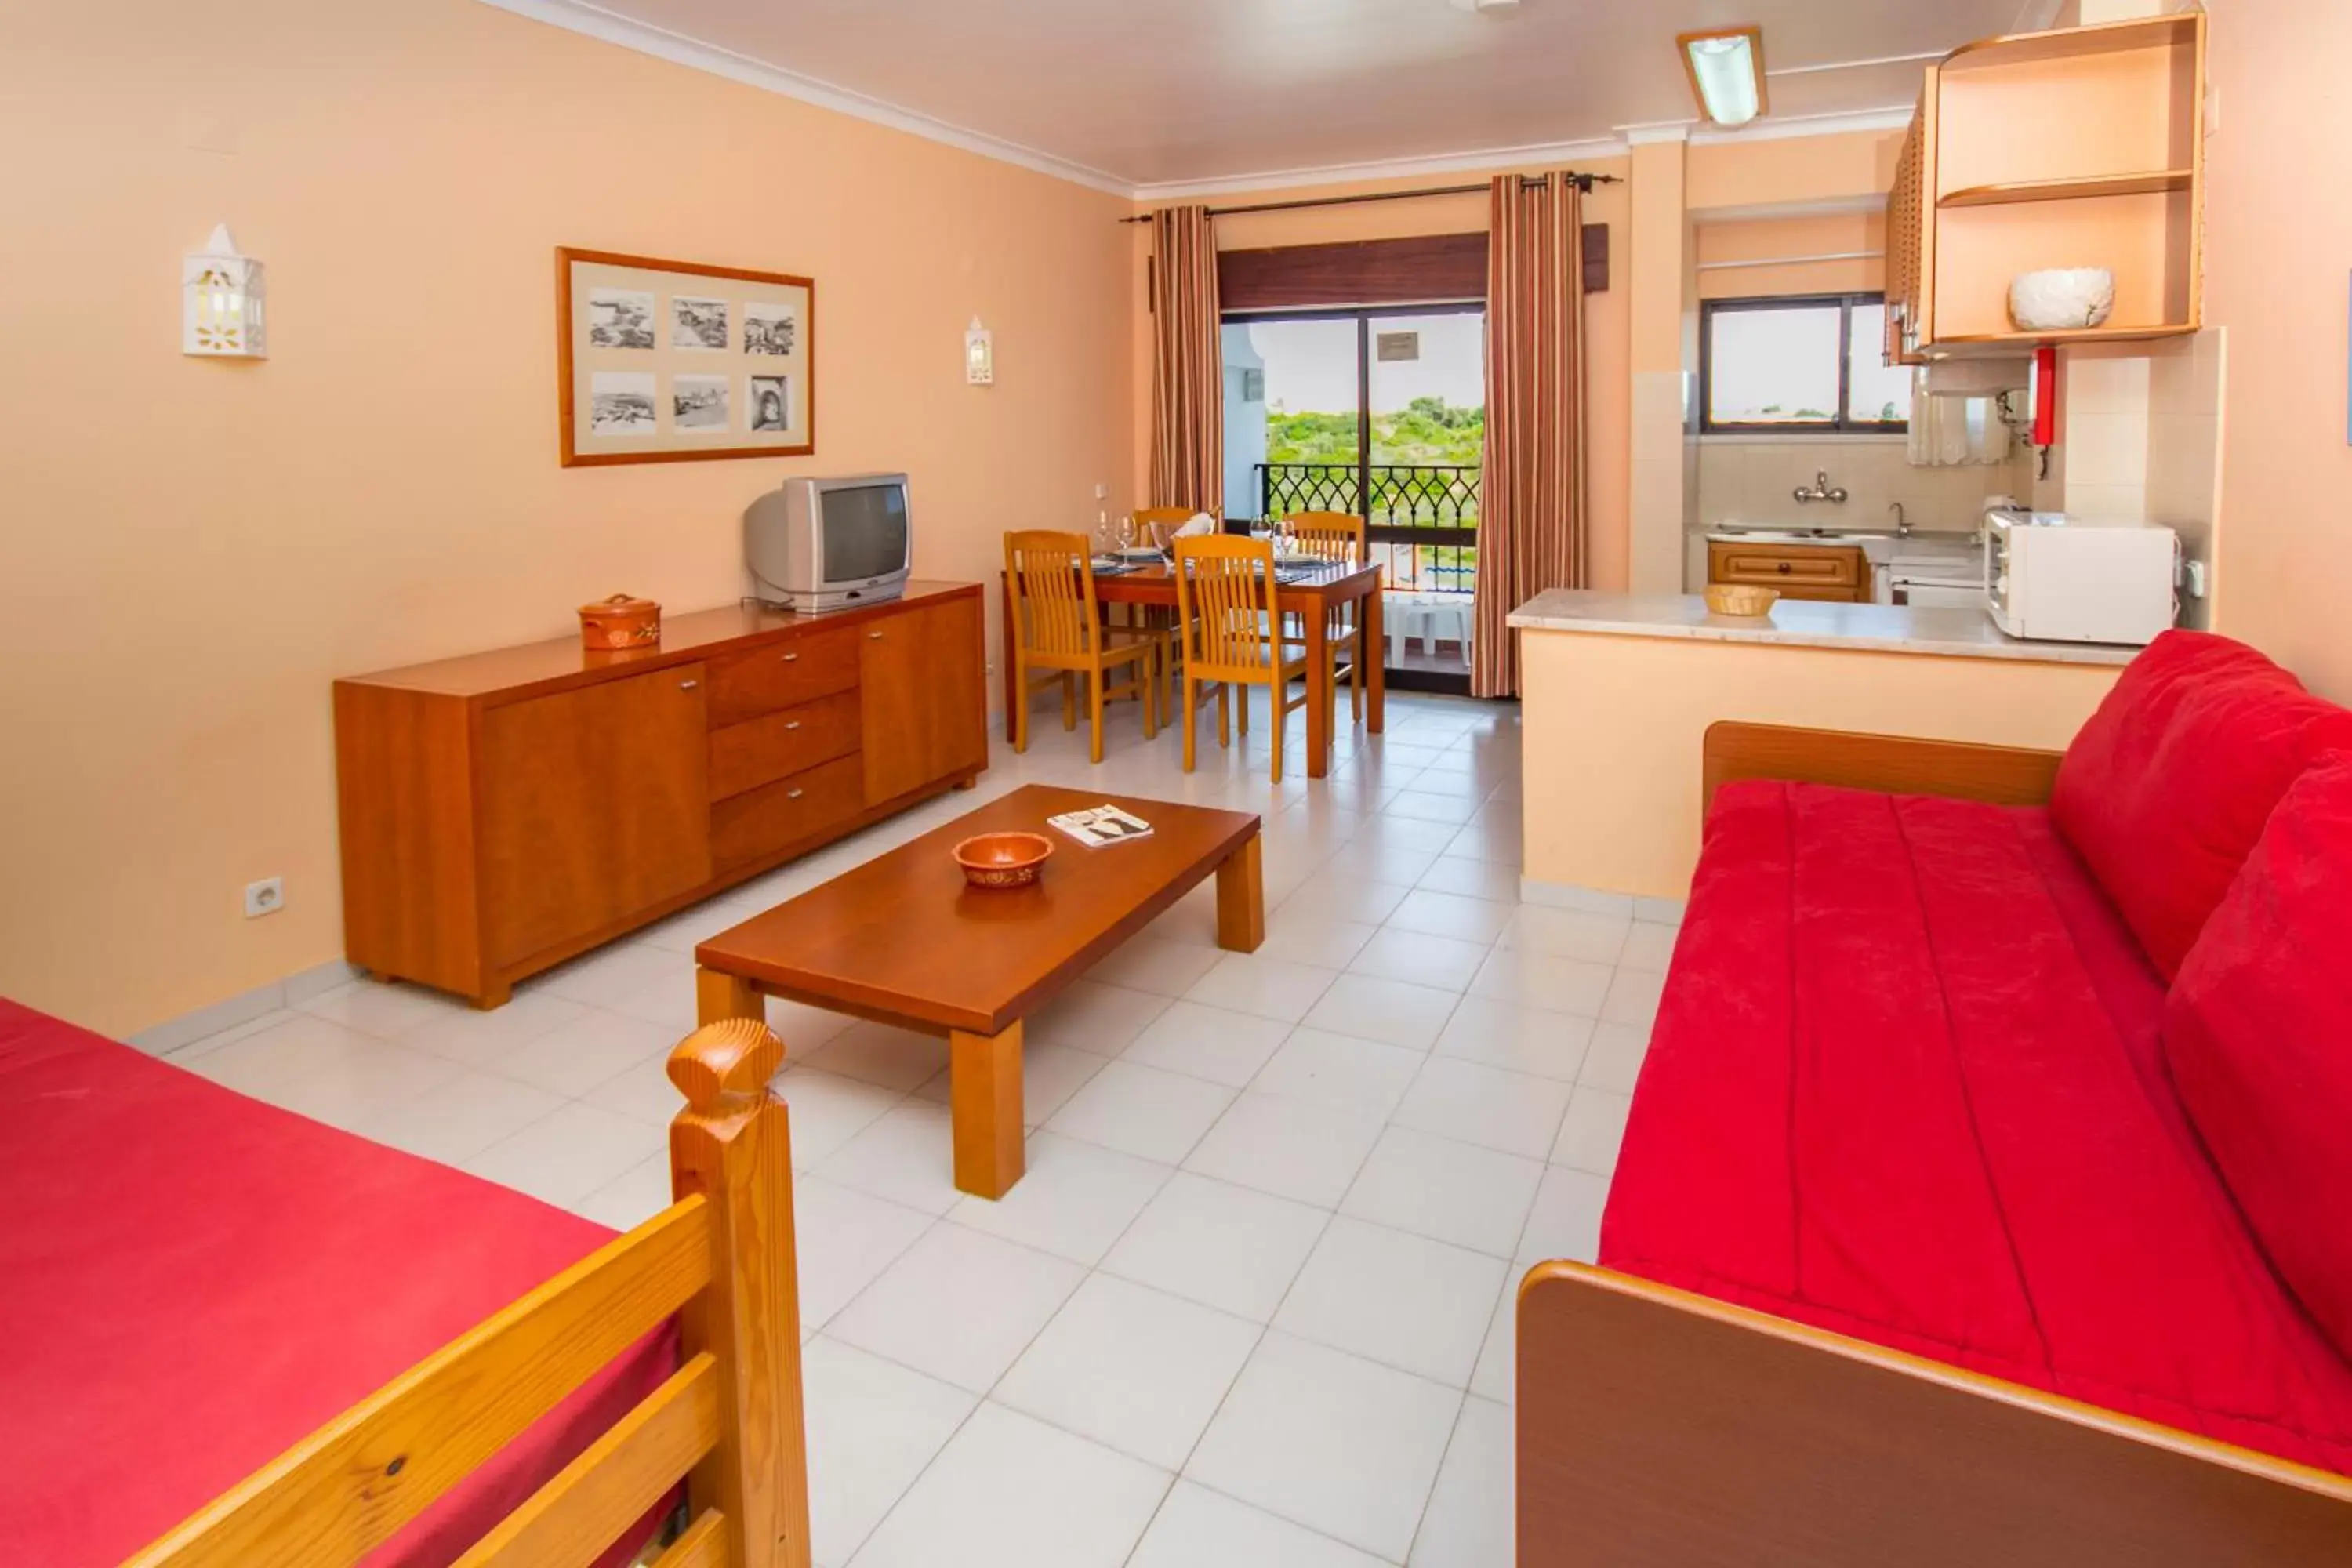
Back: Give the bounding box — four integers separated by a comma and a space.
495, 0, 2045, 194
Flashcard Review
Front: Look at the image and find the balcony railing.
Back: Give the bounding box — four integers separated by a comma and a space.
1253, 461, 1479, 594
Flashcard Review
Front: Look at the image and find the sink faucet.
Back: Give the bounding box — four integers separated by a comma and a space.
1793, 470, 1849, 505
1889, 501, 1911, 539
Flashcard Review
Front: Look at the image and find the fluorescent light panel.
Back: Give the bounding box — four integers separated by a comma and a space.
1679, 26, 1767, 128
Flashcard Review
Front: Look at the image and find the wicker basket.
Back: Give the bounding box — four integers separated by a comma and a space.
1704, 583, 1781, 618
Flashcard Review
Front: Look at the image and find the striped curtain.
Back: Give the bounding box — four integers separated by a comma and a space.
1149, 205, 1224, 514
1472, 172, 1588, 699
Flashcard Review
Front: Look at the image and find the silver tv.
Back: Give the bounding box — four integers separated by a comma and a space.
745, 474, 913, 613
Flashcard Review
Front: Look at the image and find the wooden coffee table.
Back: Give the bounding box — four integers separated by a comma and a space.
694, 784, 1264, 1199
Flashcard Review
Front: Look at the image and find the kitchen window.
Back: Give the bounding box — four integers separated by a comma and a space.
1700, 293, 1910, 434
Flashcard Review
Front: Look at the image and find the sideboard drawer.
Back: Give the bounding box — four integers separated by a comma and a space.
706, 627, 859, 727
710, 753, 866, 869
709, 690, 862, 802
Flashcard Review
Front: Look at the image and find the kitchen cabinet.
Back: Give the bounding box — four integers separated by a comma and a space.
1886, 11, 2205, 361
1708, 541, 1869, 604
334, 583, 988, 1007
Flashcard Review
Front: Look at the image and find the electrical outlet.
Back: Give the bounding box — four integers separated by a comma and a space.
244, 877, 285, 918
1094, 481, 1109, 499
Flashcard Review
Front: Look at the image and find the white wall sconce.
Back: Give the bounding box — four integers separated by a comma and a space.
964, 317, 993, 385
183, 224, 267, 358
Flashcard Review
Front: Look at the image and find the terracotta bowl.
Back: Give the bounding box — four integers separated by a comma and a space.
953, 831, 1054, 889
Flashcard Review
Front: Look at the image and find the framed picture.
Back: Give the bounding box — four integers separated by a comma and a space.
557, 247, 815, 466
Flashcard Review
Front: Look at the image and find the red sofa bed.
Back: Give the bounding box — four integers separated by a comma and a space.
1519, 632, 2352, 1566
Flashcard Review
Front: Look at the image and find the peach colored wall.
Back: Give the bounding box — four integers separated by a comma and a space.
1517, 630, 2121, 897
1127, 162, 1635, 591
1695, 212, 1887, 299
1684, 130, 1906, 216
2201, 0, 2352, 700
0, 0, 1136, 1036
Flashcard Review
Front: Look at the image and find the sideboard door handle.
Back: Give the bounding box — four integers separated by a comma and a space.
678, 679, 699, 690
869, 631, 885, 641
786, 789, 805, 800
781, 652, 800, 662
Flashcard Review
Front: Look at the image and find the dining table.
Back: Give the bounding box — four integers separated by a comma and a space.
998, 557, 1385, 780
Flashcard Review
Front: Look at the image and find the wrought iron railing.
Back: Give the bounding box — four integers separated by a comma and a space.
1253, 462, 1480, 594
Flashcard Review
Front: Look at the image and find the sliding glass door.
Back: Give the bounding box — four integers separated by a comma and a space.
1221, 304, 1484, 687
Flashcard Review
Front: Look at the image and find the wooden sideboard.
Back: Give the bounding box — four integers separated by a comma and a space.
1707, 540, 1870, 604
334, 582, 989, 1007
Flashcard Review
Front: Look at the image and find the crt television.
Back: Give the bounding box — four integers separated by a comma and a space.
744, 474, 913, 613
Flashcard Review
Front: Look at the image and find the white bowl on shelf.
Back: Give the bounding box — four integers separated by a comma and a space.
2009, 267, 2116, 332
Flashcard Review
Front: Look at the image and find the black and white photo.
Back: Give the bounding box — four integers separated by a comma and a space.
672, 374, 730, 432
589, 371, 657, 434
749, 375, 791, 434
743, 301, 798, 357
670, 296, 729, 351
585, 288, 655, 349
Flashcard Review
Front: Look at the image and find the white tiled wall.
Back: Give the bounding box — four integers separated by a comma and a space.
1693, 437, 2033, 536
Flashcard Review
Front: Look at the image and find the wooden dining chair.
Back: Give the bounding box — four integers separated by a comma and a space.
1173, 534, 1310, 783
1281, 510, 1370, 723
1134, 506, 1209, 550
1004, 530, 1167, 764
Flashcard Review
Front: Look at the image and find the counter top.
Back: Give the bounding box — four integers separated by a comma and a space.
1507, 590, 2139, 666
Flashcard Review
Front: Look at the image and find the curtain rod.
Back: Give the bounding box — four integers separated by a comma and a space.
1116, 172, 1620, 224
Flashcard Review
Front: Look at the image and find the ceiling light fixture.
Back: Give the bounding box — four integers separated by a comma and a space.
1677, 25, 1767, 129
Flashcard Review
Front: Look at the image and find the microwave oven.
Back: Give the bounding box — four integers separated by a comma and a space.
1984, 510, 2177, 645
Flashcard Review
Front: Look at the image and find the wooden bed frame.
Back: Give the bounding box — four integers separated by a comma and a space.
127, 1016, 812, 1568
1516, 721, 2352, 1566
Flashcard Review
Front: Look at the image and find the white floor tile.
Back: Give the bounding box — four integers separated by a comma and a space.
1466, 947, 1610, 1018
1414, 857, 1522, 904
1087, 935, 1225, 997
1617, 920, 1681, 973
1550, 1085, 1633, 1176
580, 1047, 690, 1127
1468, 1283, 1516, 1405
1407, 1396, 1512, 1568
1577, 1022, 1652, 1096
1029, 981, 1174, 1057
801, 1021, 949, 1093
191, 1014, 463, 1131
996, 1273, 1260, 1469
354, 1068, 566, 1167
1385, 889, 1516, 946
1393, 1057, 1573, 1161
1100, 1172, 1332, 1323
1119, 1002, 1293, 1088
1301, 975, 1461, 1051
1185, 1332, 1462, 1562
1341, 1126, 1544, 1258
572, 1151, 674, 1230
491, 1008, 677, 1098
1497, 905, 1631, 965
1347, 927, 1488, 993
1183, 952, 1338, 1025
1516, 1167, 1610, 1266
291, 978, 464, 1040
774, 1067, 907, 1169
802, 1336, 977, 1568
1430, 995, 1593, 1083
1128, 1480, 1386, 1568
949, 1131, 1172, 1265
1250, 1028, 1427, 1120
535, 940, 692, 1011
1279, 869, 1413, 927
1182, 1092, 1385, 1208
848, 1401, 1168, 1568
1258, 909, 1381, 971
912, 1040, 1107, 1128
764, 996, 858, 1057
817, 1103, 966, 1215
462, 1100, 669, 1208
1600, 966, 1668, 1030
1273, 1217, 1508, 1387
1045, 1060, 1235, 1165
829, 1223, 1084, 1394
795, 1176, 938, 1333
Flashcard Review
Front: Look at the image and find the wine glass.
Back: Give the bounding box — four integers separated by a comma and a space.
1116, 514, 1135, 554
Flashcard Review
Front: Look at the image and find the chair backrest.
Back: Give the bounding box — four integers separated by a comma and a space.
1135, 506, 1211, 550
1004, 530, 1100, 658
1286, 511, 1367, 566
1174, 534, 1277, 679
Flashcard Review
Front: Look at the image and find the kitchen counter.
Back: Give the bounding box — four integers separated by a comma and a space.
1508, 590, 2137, 667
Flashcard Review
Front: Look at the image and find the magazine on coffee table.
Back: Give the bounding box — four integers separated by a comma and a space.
1047, 804, 1156, 848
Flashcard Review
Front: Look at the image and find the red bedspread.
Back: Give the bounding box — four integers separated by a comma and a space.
1601, 782, 2352, 1476
0, 1000, 677, 1565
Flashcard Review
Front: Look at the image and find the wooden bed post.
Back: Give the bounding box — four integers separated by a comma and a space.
666, 1019, 811, 1568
